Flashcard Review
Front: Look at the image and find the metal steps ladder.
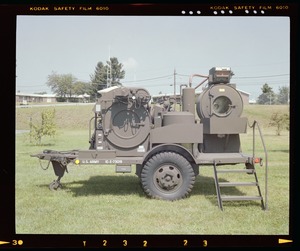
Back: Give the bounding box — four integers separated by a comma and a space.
213, 120, 268, 211
213, 163, 265, 210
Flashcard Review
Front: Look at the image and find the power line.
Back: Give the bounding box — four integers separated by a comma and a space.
178, 72, 289, 79
122, 74, 173, 83
16, 72, 290, 90
177, 73, 190, 77
234, 74, 289, 79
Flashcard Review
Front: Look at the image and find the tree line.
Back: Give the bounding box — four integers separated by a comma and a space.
257, 83, 289, 105
41, 57, 289, 105
45, 57, 125, 102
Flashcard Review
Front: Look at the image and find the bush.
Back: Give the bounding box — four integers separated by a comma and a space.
29, 109, 56, 145
268, 112, 289, 135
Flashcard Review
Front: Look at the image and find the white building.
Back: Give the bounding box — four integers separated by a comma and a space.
16, 92, 90, 104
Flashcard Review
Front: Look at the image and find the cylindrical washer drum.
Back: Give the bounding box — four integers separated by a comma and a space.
196, 84, 243, 119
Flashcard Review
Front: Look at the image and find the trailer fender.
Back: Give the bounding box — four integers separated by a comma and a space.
136, 144, 199, 178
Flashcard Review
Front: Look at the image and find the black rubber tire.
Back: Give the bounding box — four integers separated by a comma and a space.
141, 151, 195, 201
49, 180, 62, 191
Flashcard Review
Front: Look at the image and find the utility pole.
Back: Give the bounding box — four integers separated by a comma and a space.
173, 68, 177, 110
173, 68, 176, 97
170, 68, 177, 110
107, 46, 112, 88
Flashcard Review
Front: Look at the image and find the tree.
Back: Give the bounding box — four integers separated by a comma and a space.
47, 72, 77, 100
29, 109, 56, 145
257, 83, 276, 104
269, 112, 289, 136
109, 57, 125, 86
277, 86, 289, 104
90, 57, 125, 92
73, 81, 92, 96
90, 62, 107, 91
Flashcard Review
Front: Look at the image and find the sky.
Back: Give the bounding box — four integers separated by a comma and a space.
16, 15, 290, 99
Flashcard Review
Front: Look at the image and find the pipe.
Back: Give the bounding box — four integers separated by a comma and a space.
188, 74, 209, 87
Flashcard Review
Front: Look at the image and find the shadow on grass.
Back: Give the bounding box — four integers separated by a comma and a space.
38, 175, 263, 208
27, 143, 56, 147
38, 175, 145, 197
268, 149, 289, 153
70, 175, 145, 197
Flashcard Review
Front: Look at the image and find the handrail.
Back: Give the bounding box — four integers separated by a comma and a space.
248, 120, 268, 210
89, 116, 95, 143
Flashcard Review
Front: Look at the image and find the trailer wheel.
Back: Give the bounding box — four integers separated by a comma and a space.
141, 152, 195, 200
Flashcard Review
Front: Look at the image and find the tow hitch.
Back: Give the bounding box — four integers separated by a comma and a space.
31, 149, 78, 190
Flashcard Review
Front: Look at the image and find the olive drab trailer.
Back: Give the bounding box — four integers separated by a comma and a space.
31, 67, 269, 210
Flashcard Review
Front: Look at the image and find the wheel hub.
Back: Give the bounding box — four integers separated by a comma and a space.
154, 164, 182, 191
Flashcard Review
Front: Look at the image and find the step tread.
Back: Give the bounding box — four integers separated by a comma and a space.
221, 195, 263, 201
217, 169, 254, 173
219, 182, 258, 187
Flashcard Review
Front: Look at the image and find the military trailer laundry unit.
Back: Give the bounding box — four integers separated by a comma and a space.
31, 67, 268, 210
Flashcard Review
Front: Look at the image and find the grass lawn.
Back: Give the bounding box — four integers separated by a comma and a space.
15, 104, 290, 236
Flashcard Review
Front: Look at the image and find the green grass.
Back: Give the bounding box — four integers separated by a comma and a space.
15, 104, 290, 235
16, 104, 95, 130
